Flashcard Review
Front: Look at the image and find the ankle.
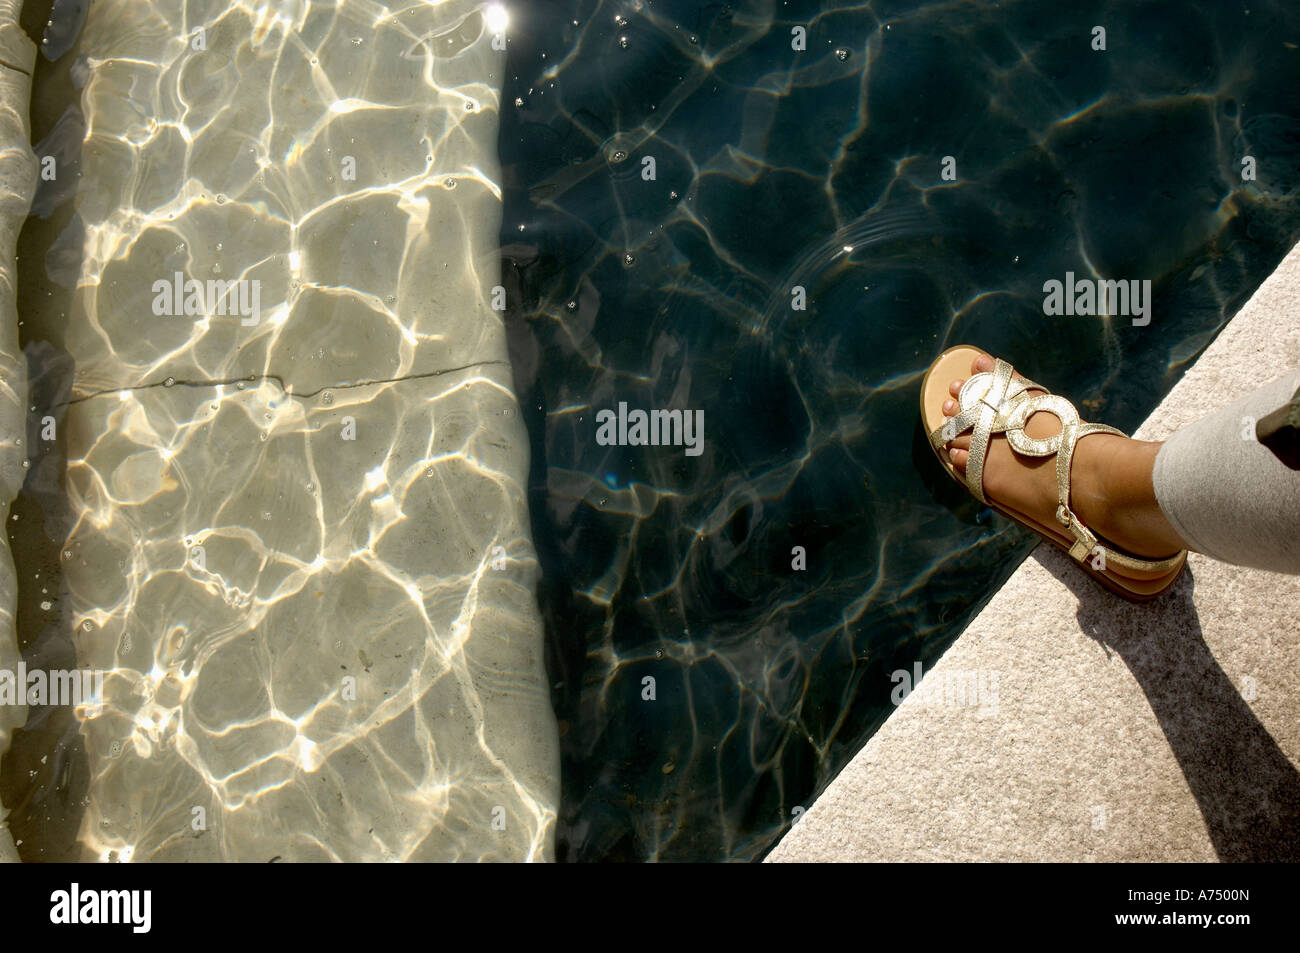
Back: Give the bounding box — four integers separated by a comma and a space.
1071, 435, 1184, 557
1068, 433, 1125, 523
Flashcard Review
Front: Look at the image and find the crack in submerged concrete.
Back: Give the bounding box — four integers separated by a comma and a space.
61, 359, 512, 407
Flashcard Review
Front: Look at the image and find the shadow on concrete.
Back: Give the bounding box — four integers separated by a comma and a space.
1034, 546, 1300, 862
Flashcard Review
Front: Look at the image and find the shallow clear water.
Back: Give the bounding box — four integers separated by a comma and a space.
4, 0, 557, 862
497, 0, 1300, 860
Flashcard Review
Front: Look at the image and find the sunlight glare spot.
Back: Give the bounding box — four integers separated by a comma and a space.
486, 4, 509, 35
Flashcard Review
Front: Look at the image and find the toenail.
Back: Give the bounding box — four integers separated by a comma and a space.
975, 355, 993, 370
943, 399, 955, 413
948, 448, 958, 462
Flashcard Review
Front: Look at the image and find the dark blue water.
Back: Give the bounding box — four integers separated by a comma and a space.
499, 0, 1300, 861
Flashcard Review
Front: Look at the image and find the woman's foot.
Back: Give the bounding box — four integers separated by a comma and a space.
941, 352, 1190, 559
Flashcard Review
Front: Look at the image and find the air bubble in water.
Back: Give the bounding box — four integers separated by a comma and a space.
514, 97, 524, 108
566, 300, 577, 311
618, 35, 629, 49
163, 377, 175, 387
216, 194, 226, 204
835, 48, 851, 61
615, 15, 628, 27
623, 253, 635, 267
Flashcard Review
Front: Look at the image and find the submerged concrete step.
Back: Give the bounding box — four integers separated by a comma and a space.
9, 0, 558, 861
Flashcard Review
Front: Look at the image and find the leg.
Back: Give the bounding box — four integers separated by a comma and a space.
941, 354, 1300, 574
1152, 369, 1300, 574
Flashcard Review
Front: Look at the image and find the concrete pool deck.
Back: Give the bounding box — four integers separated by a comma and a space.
769, 241, 1300, 863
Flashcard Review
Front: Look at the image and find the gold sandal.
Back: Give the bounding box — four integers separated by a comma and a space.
920, 345, 1186, 601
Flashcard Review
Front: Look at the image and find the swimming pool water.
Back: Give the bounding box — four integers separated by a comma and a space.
2, 0, 1299, 863
497, 0, 1300, 860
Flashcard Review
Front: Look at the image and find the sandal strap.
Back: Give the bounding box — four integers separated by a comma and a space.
929, 358, 1186, 574
963, 359, 1012, 504
1052, 420, 1186, 572
927, 360, 1042, 503
1053, 418, 1124, 561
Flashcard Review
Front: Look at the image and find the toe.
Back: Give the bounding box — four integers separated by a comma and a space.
948, 447, 969, 470
942, 398, 957, 415
948, 378, 964, 399
970, 351, 1040, 393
